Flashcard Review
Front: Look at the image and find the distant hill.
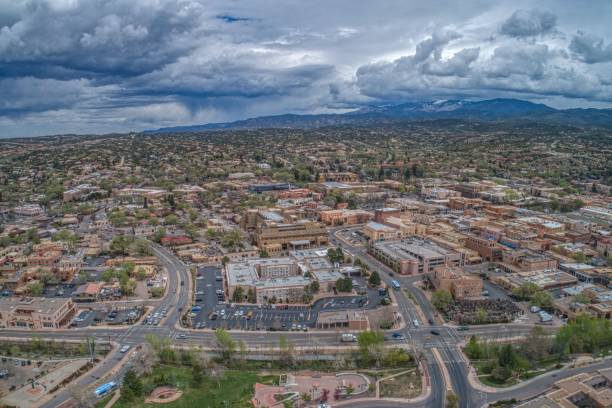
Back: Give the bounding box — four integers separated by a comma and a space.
145, 98, 612, 133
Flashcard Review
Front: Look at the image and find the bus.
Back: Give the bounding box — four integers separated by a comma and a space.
94, 381, 117, 398
390, 280, 401, 290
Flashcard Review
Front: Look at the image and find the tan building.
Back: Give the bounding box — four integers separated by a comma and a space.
319, 209, 373, 226
432, 266, 483, 299
0, 297, 77, 329
316, 310, 369, 330
464, 235, 503, 261
363, 221, 404, 242
255, 220, 328, 255
517, 368, 612, 408
369, 237, 465, 275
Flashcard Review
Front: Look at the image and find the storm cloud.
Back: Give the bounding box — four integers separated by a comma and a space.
1, 0, 612, 137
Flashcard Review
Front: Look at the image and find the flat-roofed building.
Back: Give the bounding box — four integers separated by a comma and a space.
432, 266, 483, 299
465, 235, 503, 262
255, 220, 328, 255
0, 297, 76, 329
316, 310, 368, 330
369, 237, 464, 275
363, 221, 404, 242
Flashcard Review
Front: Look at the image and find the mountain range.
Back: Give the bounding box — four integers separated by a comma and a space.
145, 98, 612, 133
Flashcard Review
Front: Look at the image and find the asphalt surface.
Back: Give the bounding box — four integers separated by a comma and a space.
3, 234, 609, 408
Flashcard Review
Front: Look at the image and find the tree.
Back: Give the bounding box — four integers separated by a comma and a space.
232, 286, 244, 302
259, 249, 269, 258
132, 239, 152, 256
530, 290, 553, 310
247, 288, 256, 303
368, 271, 381, 286
221, 230, 244, 250
215, 328, 236, 363
357, 330, 385, 365
122, 369, 143, 400
465, 336, 481, 359
446, 393, 459, 408
153, 227, 166, 243
432, 290, 453, 312
101, 268, 116, 283
327, 247, 344, 263
26, 281, 44, 295
335, 277, 353, 292
110, 235, 134, 256
475, 308, 488, 324
511, 283, 539, 300
309, 280, 320, 293
498, 344, 518, 369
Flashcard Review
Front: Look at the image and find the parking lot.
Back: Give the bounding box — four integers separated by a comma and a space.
72, 306, 143, 327
189, 273, 388, 331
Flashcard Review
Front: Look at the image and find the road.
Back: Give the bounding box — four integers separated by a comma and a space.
4, 235, 610, 408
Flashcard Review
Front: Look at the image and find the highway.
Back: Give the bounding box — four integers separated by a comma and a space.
4, 237, 610, 408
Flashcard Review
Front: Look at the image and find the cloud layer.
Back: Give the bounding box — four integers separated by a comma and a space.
1, 0, 612, 137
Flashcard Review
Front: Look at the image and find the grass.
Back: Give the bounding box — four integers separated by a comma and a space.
472, 358, 561, 388
378, 369, 422, 399
95, 394, 114, 408
112, 365, 276, 408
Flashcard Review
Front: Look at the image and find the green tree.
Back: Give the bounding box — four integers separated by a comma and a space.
368, 271, 381, 286
215, 328, 236, 363
110, 235, 134, 256
122, 369, 143, 400
530, 290, 553, 310
26, 281, 44, 295
232, 286, 244, 302
335, 277, 353, 292
432, 290, 453, 312
357, 330, 385, 365
101, 268, 116, 282
446, 393, 459, 408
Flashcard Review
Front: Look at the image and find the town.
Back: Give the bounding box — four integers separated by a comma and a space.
0, 122, 610, 408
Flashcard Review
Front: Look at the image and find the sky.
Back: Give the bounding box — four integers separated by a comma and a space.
1, 0, 612, 138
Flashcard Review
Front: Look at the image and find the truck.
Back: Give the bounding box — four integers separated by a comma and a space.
341, 333, 357, 342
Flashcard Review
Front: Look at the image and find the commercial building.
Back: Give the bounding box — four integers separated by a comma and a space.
363, 221, 404, 242
517, 368, 612, 408
431, 266, 483, 300
0, 297, 77, 329
319, 209, 373, 226
464, 235, 503, 262
254, 220, 328, 255
225, 258, 310, 304
369, 237, 464, 275
316, 310, 369, 330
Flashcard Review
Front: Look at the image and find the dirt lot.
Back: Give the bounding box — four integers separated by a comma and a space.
379, 369, 422, 399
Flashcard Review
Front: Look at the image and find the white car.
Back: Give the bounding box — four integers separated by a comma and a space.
120, 345, 130, 353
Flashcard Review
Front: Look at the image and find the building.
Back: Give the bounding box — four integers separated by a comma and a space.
248, 183, 293, 193
318, 172, 358, 183
517, 368, 612, 408
497, 250, 558, 274
464, 235, 503, 261
0, 297, 77, 329
72, 282, 101, 302
316, 310, 368, 330
319, 209, 373, 226
13, 204, 45, 217
254, 220, 328, 255
225, 258, 310, 304
432, 266, 483, 299
369, 237, 465, 275
363, 221, 404, 242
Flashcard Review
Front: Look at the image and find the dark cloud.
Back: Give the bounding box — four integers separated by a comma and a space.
500, 9, 556, 37
0, 1, 611, 137
569, 31, 612, 63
